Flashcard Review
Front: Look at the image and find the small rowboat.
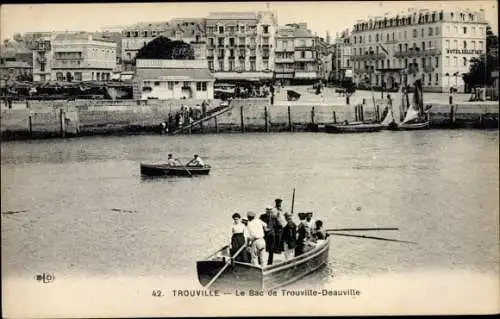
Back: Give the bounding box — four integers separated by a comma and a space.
140, 163, 211, 177
325, 122, 383, 134
196, 238, 330, 290
385, 120, 430, 131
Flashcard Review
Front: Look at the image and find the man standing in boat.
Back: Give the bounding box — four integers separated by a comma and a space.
246, 211, 267, 266
167, 154, 179, 166
282, 212, 297, 260
260, 206, 282, 265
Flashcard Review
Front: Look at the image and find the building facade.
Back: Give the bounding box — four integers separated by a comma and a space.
274, 23, 327, 84
205, 11, 277, 82
350, 8, 487, 92
133, 59, 215, 100
334, 29, 352, 82
32, 32, 117, 82
121, 19, 207, 71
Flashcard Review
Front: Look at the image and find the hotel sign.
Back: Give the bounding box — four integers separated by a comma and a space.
446, 49, 483, 55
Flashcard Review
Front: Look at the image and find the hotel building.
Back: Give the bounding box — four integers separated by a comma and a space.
205, 11, 277, 81
350, 8, 487, 92
32, 32, 117, 82
275, 23, 330, 84
121, 19, 207, 71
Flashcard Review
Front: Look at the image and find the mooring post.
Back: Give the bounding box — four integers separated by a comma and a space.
59, 108, 66, 138
288, 105, 292, 132
264, 106, 269, 133
28, 113, 33, 137
311, 106, 315, 125
333, 110, 337, 124
449, 104, 455, 125
240, 106, 245, 133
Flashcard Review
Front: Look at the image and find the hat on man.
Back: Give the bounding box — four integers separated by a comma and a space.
307, 212, 313, 216
275, 198, 282, 203
265, 206, 273, 211
247, 211, 256, 218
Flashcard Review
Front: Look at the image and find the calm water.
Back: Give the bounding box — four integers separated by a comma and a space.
1, 131, 499, 288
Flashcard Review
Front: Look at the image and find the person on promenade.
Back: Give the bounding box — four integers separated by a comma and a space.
246, 211, 267, 266
281, 212, 297, 260
260, 206, 282, 265
186, 154, 205, 167
201, 100, 208, 118
229, 213, 249, 262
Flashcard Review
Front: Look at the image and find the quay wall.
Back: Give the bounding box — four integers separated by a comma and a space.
1, 99, 498, 140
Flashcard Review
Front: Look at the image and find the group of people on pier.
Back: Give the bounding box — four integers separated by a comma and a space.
160, 101, 209, 133
229, 198, 328, 267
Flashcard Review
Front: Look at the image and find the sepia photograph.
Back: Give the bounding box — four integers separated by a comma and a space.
1, 1, 499, 317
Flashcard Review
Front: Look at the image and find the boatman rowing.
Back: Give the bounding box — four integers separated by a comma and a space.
186, 154, 205, 167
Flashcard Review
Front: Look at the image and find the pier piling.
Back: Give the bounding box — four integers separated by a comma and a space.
288, 106, 293, 132
240, 106, 245, 133
265, 106, 269, 133
333, 110, 337, 124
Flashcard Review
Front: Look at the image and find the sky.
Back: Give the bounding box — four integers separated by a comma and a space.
1, 1, 498, 42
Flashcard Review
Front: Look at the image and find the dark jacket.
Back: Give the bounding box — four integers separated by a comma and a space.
282, 221, 297, 249
260, 213, 283, 253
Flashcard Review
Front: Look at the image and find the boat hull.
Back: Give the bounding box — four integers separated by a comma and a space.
140, 163, 211, 177
386, 121, 430, 131
325, 123, 383, 133
196, 239, 330, 290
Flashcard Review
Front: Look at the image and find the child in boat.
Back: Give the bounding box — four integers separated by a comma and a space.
295, 212, 307, 257
312, 220, 328, 242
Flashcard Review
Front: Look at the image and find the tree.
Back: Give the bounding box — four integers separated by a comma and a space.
462, 25, 499, 90
134, 36, 194, 64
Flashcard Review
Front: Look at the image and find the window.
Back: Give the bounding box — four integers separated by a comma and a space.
421, 57, 426, 68
387, 59, 390, 68
404, 43, 408, 51
472, 27, 476, 34
218, 38, 224, 46
463, 41, 467, 49
208, 60, 214, 71
229, 38, 235, 46
428, 73, 432, 85
428, 41, 432, 49
428, 27, 433, 36
368, 35, 372, 42
404, 30, 407, 39
376, 34, 379, 42
463, 57, 467, 66
196, 82, 207, 91
435, 73, 439, 85
154, 81, 160, 86
412, 29, 417, 38
219, 26, 224, 34
446, 26, 450, 34
168, 82, 174, 90
435, 57, 439, 67
445, 56, 450, 67
421, 28, 424, 37
463, 27, 467, 34
454, 26, 458, 33
381, 60, 384, 68
453, 40, 457, 49
453, 56, 457, 67
399, 43, 402, 52
386, 34, 389, 42
250, 60, 256, 71
479, 27, 484, 34
422, 41, 426, 50
263, 25, 269, 34
218, 60, 224, 71
479, 41, 483, 49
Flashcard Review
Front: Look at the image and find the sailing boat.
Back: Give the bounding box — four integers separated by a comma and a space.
381, 69, 431, 131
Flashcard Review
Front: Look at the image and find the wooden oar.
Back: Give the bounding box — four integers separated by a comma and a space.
290, 188, 295, 214
204, 244, 247, 289
179, 160, 193, 178
327, 232, 416, 244
326, 227, 399, 232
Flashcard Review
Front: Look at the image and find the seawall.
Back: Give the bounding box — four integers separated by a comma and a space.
1, 98, 498, 141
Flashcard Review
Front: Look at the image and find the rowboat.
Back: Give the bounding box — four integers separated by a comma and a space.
325, 122, 383, 133
196, 237, 330, 290
140, 163, 211, 177
386, 120, 430, 131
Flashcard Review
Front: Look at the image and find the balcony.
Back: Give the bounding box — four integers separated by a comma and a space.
352, 52, 386, 61
275, 57, 294, 63
275, 68, 295, 73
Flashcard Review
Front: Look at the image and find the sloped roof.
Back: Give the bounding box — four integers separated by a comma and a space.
206, 11, 258, 20
135, 68, 214, 81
